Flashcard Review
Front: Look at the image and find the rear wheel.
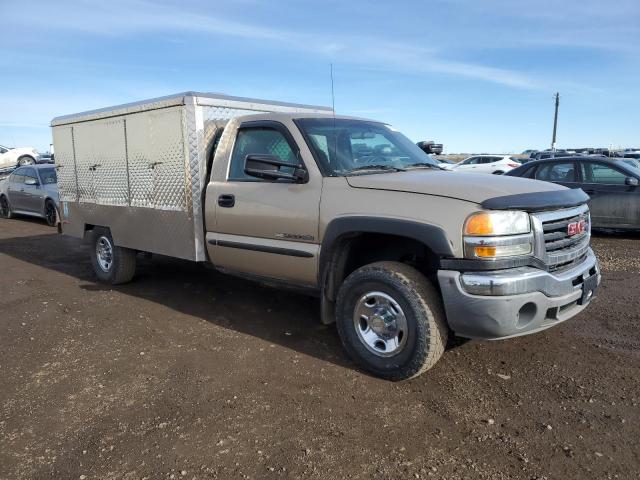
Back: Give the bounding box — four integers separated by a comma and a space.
90, 228, 137, 284
44, 200, 57, 226
335, 261, 448, 380
17, 156, 35, 166
0, 195, 12, 219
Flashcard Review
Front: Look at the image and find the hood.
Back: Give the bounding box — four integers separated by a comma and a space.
345, 170, 565, 204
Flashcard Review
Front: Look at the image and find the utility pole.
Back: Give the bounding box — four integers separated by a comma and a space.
551, 92, 560, 151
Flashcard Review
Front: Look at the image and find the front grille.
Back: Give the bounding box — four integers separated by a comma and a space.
533, 205, 591, 272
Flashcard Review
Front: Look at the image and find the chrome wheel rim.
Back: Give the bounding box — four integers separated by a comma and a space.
45, 203, 56, 225
96, 236, 114, 272
353, 291, 408, 357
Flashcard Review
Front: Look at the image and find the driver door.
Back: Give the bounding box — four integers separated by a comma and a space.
7, 168, 27, 210
207, 121, 322, 286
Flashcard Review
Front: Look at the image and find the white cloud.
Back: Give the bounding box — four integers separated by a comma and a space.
0, 0, 544, 90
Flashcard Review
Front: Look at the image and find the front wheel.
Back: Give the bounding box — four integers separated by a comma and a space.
90, 228, 137, 285
44, 200, 57, 226
335, 261, 448, 380
0, 195, 12, 219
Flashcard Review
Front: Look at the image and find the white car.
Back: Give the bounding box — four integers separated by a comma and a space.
452, 155, 522, 175
0, 145, 40, 169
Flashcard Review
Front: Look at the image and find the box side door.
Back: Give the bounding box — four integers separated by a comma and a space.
126, 107, 186, 211
52, 126, 78, 203
73, 118, 128, 205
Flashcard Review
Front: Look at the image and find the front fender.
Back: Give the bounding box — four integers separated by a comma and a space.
318, 216, 454, 285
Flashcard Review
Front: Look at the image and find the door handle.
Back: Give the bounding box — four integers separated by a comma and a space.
218, 194, 235, 208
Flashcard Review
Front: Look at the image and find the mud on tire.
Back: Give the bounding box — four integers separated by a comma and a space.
335, 261, 448, 381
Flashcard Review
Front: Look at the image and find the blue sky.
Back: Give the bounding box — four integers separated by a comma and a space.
1, 0, 639, 153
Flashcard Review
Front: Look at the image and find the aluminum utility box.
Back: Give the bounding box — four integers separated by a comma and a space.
51, 92, 331, 261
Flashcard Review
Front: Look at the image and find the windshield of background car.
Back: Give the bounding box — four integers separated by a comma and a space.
295, 118, 439, 175
39, 168, 57, 185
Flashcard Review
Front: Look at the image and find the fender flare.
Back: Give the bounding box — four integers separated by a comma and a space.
318, 216, 454, 286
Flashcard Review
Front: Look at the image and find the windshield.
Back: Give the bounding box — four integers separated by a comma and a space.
295, 118, 439, 175
39, 168, 57, 185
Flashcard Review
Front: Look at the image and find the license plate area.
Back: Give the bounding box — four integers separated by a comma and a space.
579, 274, 598, 305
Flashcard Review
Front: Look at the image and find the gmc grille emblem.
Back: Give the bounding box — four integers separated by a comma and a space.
568, 219, 586, 237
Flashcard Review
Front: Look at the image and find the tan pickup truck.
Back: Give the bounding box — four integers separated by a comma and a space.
51, 92, 600, 380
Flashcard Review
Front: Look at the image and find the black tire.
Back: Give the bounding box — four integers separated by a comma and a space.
44, 200, 57, 226
492, 170, 504, 175
89, 228, 137, 285
17, 155, 35, 166
335, 261, 448, 380
0, 195, 12, 219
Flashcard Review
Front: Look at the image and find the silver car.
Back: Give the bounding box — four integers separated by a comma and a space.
0, 164, 59, 226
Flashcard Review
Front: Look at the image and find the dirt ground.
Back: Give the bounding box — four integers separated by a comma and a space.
1, 218, 639, 480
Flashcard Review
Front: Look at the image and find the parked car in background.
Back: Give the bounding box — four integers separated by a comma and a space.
435, 157, 456, 170
38, 151, 55, 164
530, 150, 572, 161
506, 157, 640, 230
0, 164, 59, 226
0, 144, 41, 168
417, 140, 444, 155
451, 155, 521, 174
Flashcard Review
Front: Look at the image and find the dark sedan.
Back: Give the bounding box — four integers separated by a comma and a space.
0, 164, 59, 226
506, 157, 640, 230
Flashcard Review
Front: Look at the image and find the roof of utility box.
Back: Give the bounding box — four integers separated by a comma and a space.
51, 91, 333, 127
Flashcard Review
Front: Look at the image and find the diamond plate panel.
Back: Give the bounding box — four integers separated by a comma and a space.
52, 126, 77, 202
126, 107, 186, 210
73, 118, 128, 205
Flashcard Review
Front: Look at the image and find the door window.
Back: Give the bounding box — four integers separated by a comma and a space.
23, 167, 38, 183
10, 169, 25, 184
580, 163, 628, 185
229, 127, 297, 181
535, 162, 576, 182
462, 157, 479, 165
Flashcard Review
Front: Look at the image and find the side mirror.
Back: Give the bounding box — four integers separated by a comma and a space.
25, 177, 38, 186
625, 177, 639, 186
244, 154, 308, 183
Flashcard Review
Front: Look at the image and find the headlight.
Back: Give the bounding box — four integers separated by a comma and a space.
464, 211, 530, 236
464, 211, 533, 259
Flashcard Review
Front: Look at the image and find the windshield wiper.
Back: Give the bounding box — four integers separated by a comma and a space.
345, 164, 406, 174
405, 162, 445, 170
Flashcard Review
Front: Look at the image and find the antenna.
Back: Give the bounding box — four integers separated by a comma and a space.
330, 63, 337, 167
330, 63, 336, 114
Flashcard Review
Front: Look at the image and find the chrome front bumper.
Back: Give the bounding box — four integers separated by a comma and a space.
438, 248, 600, 339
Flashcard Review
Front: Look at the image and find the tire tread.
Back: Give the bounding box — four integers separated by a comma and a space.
336, 261, 448, 380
